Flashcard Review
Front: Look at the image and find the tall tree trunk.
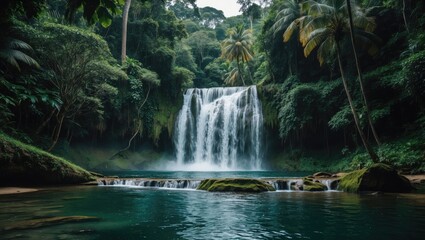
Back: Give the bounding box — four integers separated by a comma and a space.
402, 0, 409, 33
336, 44, 379, 163
249, 16, 253, 30
237, 59, 246, 86
346, 0, 381, 145
121, 0, 132, 64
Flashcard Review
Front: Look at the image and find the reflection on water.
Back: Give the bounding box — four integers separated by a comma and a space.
1, 186, 425, 239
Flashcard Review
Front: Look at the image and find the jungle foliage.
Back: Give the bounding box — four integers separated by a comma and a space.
0, 0, 424, 171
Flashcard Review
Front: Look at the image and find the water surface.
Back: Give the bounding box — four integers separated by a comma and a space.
1, 184, 424, 239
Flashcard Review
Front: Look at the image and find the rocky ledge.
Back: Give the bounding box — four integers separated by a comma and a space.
97, 164, 416, 193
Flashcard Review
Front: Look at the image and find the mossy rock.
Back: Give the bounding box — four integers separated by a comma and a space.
303, 177, 326, 191
338, 163, 413, 193
0, 133, 95, 186
197, 178, 275, 192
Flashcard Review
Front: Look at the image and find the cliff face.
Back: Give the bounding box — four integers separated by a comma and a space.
0, 133, 94, 186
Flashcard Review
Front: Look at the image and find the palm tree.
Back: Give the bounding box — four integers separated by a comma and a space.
272, 0, 304, 75
0, 37, 39, 71
221, 26, 254, 86
272, 0, 302, 38
121, 0, 132, 64
224, 67, 240, 86
346, 0, 381, 145
284, 0, 379, 162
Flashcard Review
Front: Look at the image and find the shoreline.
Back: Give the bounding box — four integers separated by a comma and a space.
0, 187, 39, 195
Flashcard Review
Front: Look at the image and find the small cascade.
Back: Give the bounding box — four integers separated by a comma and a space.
173, 86, 263, 170
99, 179, 201, 190
99, 178, 339, 191
266, 180, 286, 190
317, 179, 339, 191
286, 180, 294, 191
266, 179, 339, 191
319, 179, 332, 191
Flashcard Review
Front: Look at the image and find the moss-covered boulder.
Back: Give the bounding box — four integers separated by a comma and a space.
338, 163, 413, 193
197, 178, 275, 192
0, 133, 95, 186
303, 177, 326, 191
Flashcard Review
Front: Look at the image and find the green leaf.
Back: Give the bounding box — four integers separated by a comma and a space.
97, 6, 113, 28
83, 0, 100, 24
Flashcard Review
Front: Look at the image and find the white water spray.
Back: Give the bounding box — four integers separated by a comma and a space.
173, 86, 263, 170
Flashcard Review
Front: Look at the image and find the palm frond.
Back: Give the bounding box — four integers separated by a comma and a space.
283, 19, 300, 42
354, 30, 381, 56
304, 28, 329, 57
317, 37, 335, 66
7, 38, 34, 51
0, 37, 39, 71
307, 1, 334, 17
224, 67, 239, 86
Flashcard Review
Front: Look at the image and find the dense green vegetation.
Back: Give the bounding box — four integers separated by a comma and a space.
0, 0, 424, 172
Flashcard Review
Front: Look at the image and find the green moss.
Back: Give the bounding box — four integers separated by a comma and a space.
257, 84, 279, 128
0, 132, 95, 185
197, 179, 218, 190
197, 178, 275, 192
338, 168, 367, 193
338, 164, 413, 193
303, 177, 326, 191
151, 95, 182, 145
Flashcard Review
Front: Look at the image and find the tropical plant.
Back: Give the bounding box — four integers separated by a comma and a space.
271, 0, 303, 75
221, 26, 254, 85
0, 37, 39, 71
17, 22, 127, 151
283, 0, 380, 162
65, 0, 125, 27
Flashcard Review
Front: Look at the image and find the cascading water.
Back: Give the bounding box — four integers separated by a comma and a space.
173, 86, 263, 170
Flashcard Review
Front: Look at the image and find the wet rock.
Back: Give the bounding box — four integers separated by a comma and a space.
338, 163, 413, 193
197, 178, 275, 192
313, 172, 333, 178
332, 172, 348, 178
330, 179, 340, 190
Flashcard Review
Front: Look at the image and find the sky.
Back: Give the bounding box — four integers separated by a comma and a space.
196, 0, 241, 17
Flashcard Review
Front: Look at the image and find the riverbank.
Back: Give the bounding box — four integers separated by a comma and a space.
0, 187, 39, 195
0, 133, 95, 186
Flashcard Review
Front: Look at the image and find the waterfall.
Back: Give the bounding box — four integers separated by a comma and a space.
173, 86, 263, 170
